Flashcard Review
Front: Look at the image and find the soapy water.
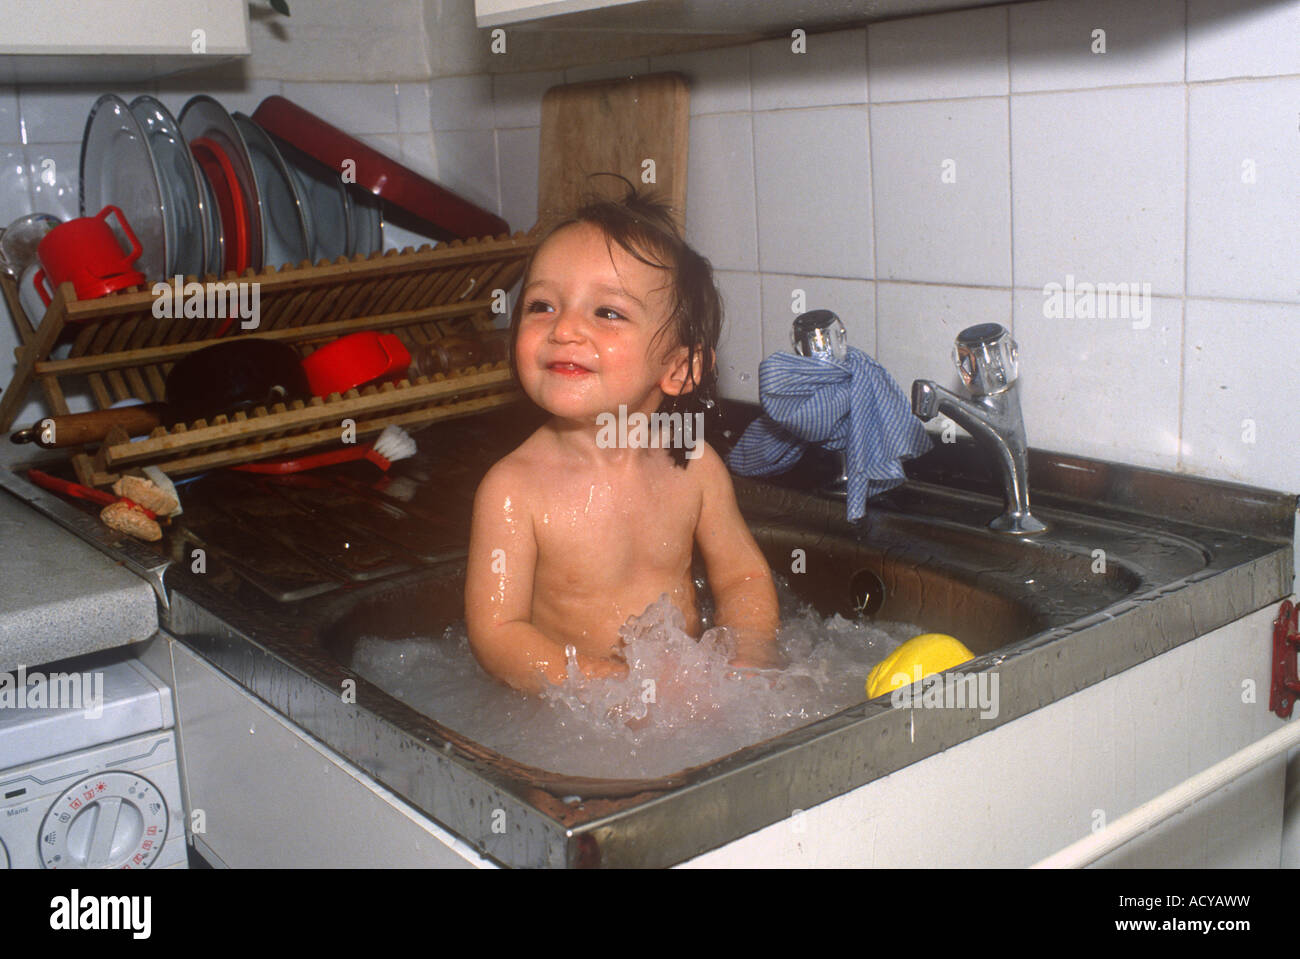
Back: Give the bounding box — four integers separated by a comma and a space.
351, 575, 921, 781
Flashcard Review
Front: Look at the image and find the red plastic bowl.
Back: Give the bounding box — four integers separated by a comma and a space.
301, 331, 412, 397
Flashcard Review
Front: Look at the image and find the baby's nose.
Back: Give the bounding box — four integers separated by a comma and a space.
549, 308, 587, 341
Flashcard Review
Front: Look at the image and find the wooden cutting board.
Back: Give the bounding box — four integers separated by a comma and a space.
537, 72, 689, 232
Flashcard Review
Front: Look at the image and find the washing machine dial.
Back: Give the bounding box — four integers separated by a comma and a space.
39, 771, 169, 869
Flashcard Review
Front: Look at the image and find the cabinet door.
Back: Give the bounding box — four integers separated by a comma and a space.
475, 0, 646, 29
0, 0, 249, 54
167, 639, 492, 868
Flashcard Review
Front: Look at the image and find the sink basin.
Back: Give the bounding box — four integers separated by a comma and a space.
311, 467, 1211, 787
4, 400, 1290, 866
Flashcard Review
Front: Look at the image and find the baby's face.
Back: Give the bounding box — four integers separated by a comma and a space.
515, 222, 686, 422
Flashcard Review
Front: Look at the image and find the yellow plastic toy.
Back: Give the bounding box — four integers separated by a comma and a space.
866, 633, 975, 699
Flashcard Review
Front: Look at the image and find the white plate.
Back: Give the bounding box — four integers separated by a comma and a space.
129, 96, 207, 279
346, 186, 384, 256
79, 94, 166, 282
269, 133, 351, 263
233, 113, 311, 269
195, 165, 225, 276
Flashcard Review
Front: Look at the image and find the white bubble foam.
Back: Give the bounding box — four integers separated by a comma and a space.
351, 577, 919, 781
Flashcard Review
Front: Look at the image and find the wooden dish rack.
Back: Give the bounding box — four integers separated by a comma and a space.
0, 231, 539, 488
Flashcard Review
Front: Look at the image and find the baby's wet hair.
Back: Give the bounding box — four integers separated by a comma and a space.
508, 175, 722, 467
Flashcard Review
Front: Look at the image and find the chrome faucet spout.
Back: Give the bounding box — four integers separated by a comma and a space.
911, 325, 1046, 535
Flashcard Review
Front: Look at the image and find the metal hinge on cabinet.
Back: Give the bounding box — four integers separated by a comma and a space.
1271, 600, 1300, 718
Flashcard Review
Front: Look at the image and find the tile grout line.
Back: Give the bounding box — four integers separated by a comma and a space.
1178, 3, 1191, 475
865, 26, 879, 361
1004, 4, 1015, 339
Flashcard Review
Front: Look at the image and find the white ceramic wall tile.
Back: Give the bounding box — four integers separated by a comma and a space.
0, 88, 19, 143
23, 142, 79, 222
758, 273, 875, 361
1188, 76, 1300, 303
156, 71, 282, 120
1188, 0, 1300, 80
752, 106, 871, 278
279, 82, 398, 134
0, 146, 32, 225
683, 113, 757, 273
868, 6, 1010, 103
396, 83, 431, 134
871, 98, 1011, 286
16, 87, 102, 144
875, 281, 1012, 399
429, 128, 499, 217
399, 132, 437, 181
492, 70, 564, 129
1013, 289, 1183, 469
563, 58, 651, 84
497, 126, 539, 234
358, 133, 403, 163
427, 74, 495, 131
1009, 0, 1185, 92
713, 270, 762, 403
383, 219, 436, 254
750, 29, 868, 111
649, 43, 752, 115
1011, 86, 1185, 295
1182, 299, 1300, 492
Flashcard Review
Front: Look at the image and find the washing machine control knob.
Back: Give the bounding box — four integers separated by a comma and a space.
39, 771, 169, 869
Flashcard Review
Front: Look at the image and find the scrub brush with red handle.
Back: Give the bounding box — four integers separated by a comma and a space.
231, 425, 417, 475
26, 469, 166, 542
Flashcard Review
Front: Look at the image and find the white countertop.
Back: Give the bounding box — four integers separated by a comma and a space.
0, 442, 158, 673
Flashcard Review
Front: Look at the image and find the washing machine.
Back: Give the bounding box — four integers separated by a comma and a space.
0, 648, 187, 869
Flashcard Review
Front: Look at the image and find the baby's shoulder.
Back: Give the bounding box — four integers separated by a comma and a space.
684, 441, 728, 485
475, 431, 557, 502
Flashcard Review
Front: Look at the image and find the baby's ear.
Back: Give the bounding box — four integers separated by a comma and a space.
659, 344, 705, 396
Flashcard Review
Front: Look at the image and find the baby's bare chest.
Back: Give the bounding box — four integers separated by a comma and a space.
531, 471, 701, 571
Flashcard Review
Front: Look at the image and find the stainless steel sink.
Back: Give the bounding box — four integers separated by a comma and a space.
2, 401, 1292, 867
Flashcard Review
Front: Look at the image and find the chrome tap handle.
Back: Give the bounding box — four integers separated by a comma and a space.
792, 310, 849, 363
911, 322, 1046, 535
952, 323, 1019, 397
790, 309, 849, 495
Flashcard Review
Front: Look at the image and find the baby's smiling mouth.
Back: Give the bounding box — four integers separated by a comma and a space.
546, 361, 594, 376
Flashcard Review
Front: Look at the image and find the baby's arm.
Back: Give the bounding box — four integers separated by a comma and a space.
465, 459, 627, 694
693, 446, 782, 668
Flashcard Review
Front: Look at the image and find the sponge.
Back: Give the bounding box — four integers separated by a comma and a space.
866, 633, 975, 699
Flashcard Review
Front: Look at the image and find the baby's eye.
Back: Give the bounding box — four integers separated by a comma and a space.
524, 299, 554, 314
596, 307, 627, 321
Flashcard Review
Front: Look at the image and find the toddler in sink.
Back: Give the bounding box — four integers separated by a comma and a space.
464, 183, 780, 694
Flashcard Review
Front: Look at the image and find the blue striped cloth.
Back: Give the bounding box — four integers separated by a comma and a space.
728, 348, 932, 521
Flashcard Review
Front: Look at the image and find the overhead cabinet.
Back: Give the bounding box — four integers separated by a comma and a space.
0, 0, 249, 83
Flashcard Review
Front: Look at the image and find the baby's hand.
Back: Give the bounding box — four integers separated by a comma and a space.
713, 626, 784, 672
581, 656, 630, 681
563, 644, 629, 683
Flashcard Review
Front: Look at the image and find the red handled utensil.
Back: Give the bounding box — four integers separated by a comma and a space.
27, 469, 157, 519
230, 425, 416, 475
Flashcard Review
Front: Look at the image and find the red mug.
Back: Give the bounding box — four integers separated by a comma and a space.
34, 205, 145, 306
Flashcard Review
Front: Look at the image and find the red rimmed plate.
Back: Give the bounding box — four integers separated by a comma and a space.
190, 136, 250, 275
251, 95, 508, 242
178, 95, 264, 272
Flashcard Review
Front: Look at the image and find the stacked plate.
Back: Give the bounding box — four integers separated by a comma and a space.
79, 94, 383, 283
